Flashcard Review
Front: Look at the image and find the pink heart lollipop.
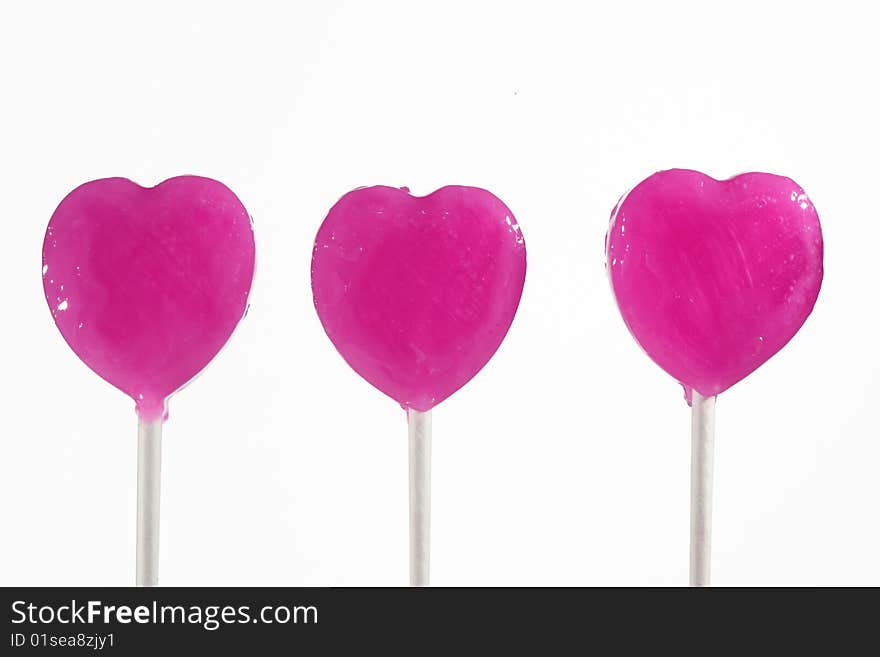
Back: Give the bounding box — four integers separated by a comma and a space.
607, 169, 823, 402
606, 168, 823, 586
312, 185, 526, 411
43, 175, 255, 585
311, 185, 526, 585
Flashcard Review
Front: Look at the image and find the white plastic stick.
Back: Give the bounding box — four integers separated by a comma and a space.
408, 409, 431, 587
136, 418, 162, 587
689, 391, 716, 587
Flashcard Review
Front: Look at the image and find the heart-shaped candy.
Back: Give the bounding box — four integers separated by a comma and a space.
312, 185, 526, 411
43, 176, 256, 420
606, 169, 823, 401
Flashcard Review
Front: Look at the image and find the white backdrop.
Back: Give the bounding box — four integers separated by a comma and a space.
1, 0, 878, 586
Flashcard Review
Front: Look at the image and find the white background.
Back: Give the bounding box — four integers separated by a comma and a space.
1, 0, 878, 586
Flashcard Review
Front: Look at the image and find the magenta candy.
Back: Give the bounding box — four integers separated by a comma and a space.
312, 185, 526, 411
606, 169, 823, 402
43, 176, 256, 421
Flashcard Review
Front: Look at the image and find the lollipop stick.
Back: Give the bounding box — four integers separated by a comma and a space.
408, 409, 431, 587
136, 418, 162, 587
689, 391, 716, 587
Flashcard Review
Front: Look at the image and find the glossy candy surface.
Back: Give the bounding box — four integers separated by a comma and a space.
312, 185, 526, 411
43, 176, 256, 421
606, 169, 823, 402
